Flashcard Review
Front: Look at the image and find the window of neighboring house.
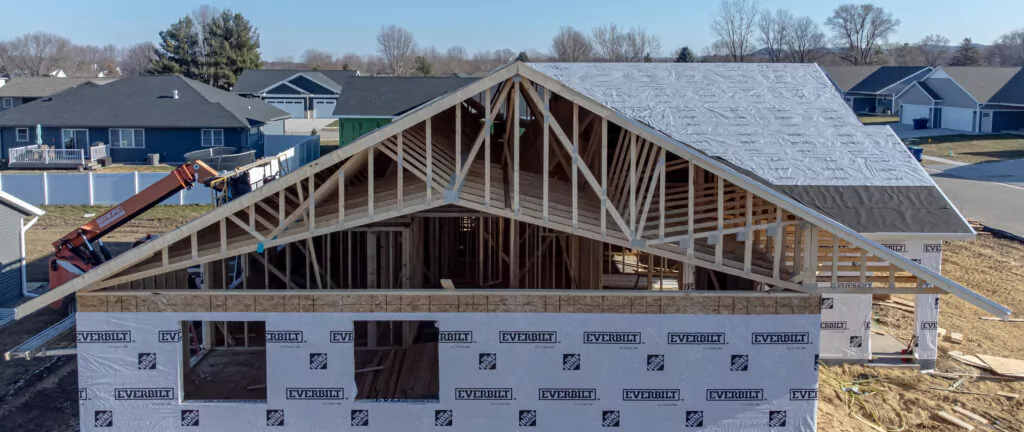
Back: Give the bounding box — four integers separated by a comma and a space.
202, 129, 224, 147
109, 128, 145, 148
16, 128, 29, 142
2, 98, 13, 109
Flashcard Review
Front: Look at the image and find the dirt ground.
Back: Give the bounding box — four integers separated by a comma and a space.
0, 209, 1022, 431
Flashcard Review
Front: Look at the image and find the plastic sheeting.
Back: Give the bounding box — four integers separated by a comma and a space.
817, 294, 872, 361
77, 311, 821, 431
900, 240, 943, 368
529, 63, 933, 187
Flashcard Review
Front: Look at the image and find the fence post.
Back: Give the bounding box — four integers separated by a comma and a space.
179, 190, 184, 205
133, 171, 139, 194
88, 172, 95, 205
42, 172, 49, 205
80, 150, 85, 167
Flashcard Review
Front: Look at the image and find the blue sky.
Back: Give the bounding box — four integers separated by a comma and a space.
2, 0, 1022, 58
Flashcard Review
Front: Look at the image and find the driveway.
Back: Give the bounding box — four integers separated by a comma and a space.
880, 123, 965, 140
928, 160, 1024, 236
284, 119, 333, 135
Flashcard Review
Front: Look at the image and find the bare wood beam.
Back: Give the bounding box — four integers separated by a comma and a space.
368, 147, 375, 217
629, 133, 637, 233
600, 118, 607, 239
426, 118, 433, 204
250, 252, 300, 290
659, 150, 666, 240
398, 131, 404, 208
450, 80, 512, 195
455, 101, 462, 174
773, 208, 782, 279
307, 176, 316, 232
743, 192, 753, 273
715, 176, 723, 265
228, 214, 267, 243
572, 101, 578, 230
636, 149, 663, 239
687, 164, 695, 258
513, 80, 520, 213
543, 88, 550, 223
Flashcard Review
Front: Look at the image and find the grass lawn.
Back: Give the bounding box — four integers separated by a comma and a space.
98, 164, 177, 172
858, 116, 899, 125
915, 133, 1024, 164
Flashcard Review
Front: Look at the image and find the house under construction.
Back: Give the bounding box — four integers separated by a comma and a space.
12, 62, 1011, 431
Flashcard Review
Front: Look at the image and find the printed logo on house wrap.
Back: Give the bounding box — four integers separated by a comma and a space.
751, 332, 809, 345
563, 353, 581, 370
820, 321, 848, 331
820, 297, 834, 310
668, 332, 726, 345
499, 331, 557, 343
435, 410, 453, 427
266, 331, 301, 343
77, 330, 131, 343
584, 332, 641, 344
266, 410, 285, 426
158, 330, 181, 343
286, 388, 344, 400
911, 258, 922, 264
622, 389, 680, 401
539, 388, 597, 401
329, 331, 354, 343
439, 331, 473, 344
790, 389, 818, 400
351, 409, 369, 426
850, 336, 864, 348
94, 410, 113, 428
181, 410, 199, 427
138, 353, 157, 370
730, 355, 749, 371
769, 410, 787, 427
455, 388, 513, 400
924, 244, 942, 253
519, 410, 537, 427
602, 410, 620, 427
685, 411, 704, 427
706, 389, 765, 401
310, 353, 328, 370
114, 387, 173, 400
647, 354, 665, 371
921, 321, 939, 331
882, 243, 907, 253
479, 353, 497, 370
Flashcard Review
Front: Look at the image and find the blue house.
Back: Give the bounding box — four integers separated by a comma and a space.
233, 69, 358, 119
0, 75, 290, 165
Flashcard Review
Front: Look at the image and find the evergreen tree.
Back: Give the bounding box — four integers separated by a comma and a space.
149, 17, 202, 78
206, 10, 262, 89
674, 46, 696, 63
515, 51, 530, 62
413, 56, 433, 76
948, 38, 981, 66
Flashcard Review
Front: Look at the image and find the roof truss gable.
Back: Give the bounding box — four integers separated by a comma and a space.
15, 62, 1009, 320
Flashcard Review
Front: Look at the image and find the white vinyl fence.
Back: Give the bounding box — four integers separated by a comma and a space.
0, 135, 320, 207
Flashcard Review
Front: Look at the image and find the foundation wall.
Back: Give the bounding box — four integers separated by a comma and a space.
76, 291, 822, 431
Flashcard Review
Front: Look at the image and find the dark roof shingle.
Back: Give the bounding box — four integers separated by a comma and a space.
822, 66, 879, 92
0, 75, 289, 128
333, 76, 478, 117
0, 77, 117, 98
850, 66, 930, 93
233, 69, 357, 94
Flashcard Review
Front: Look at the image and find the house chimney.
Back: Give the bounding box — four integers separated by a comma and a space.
173, 90, 179, 99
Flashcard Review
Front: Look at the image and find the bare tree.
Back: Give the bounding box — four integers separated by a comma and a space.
784, 16, 826, 63
551, 26, 594, 62
8, 32, 72, 75
301, 49, 335, 69
591, 24, 660, 61
445, 45, 468, 73
987, 29, 1024, 66
120, 42, 156, 75
711, 0, 760, 62
0, 41, 13, 74
338, 53, 367, 72
915, 34, 949, 67
825, 4, 900, 65
376, 24, 416, 76
758, 8, 793, 62
884, 42, 919, 66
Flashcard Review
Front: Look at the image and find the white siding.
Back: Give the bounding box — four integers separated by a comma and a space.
941, 107, 975, 132
901, 104, 931, 125
266, 99, 303, 119
313, 99, 336, 118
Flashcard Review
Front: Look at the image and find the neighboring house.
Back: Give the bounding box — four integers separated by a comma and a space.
896, 67, 1024, 133
233, 69, 358, 119
823, 66, 931, 115
49, 69, 67, 78
0, 77, 116, 111
333, 75, 478, 145
0, 75, 290, 165
0, 74, 9, 88
0, 191, 43, 305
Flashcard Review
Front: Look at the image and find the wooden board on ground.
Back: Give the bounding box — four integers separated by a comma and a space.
975, 354, 1024, 376
937, 411, 974, 430
980, 316, 1024, 322
952, 406, 988, 425
947, 351, 991, 370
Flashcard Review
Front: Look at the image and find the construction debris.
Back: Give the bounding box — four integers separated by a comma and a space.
949, 332, 965, 344
974, 354, 1024, 377
952, 406, 989, 425
995, 391, 1019, 400
937, 411, 975, 430
980, 316, 1024, 322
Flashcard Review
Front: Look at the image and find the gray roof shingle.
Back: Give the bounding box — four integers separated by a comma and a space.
822, 66, 879, 92
0, 77, 117, 98
850, 66, 930, 93
333, 76, 479, 117
940, 67, 1022, 103
233, 69, 357, 94
0, 75, 289, 128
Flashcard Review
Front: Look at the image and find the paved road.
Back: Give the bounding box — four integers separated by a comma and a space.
930, 170, 1024, 236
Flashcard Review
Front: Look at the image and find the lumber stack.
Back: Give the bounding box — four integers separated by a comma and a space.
355, 343, 440, 400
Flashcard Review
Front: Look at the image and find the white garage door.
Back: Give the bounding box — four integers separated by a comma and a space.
942, 107, 975, 132
901, 104, 931, 125
313, 99, 337, 119
266, 99, 304, 119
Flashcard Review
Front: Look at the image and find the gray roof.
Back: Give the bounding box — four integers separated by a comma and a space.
979, 68, 1024, 105
0, 75, 289, 128
529, 62, 967, 234
0, 77, 117, 98
0, 190, 44, 216
850, 66, 930, 93
939, 67, 1022, 103
233, 69, 357, 94
916, 81, 942, 100
333, 76, 479, 117
822, 66, 879, 92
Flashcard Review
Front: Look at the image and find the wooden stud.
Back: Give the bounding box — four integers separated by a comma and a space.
572, 102, 578, 230
368, 147, 375, 217
831, 234, 839, 287
484, 87, 491, 208
219, 219, 227, 254
600, 118, 607, 238
687, 165, 695, 258
715, 176, 723, 265
743, 191, 752, 273
513, 81, 520, 213
307, 175, 315, 231
543, 88, 550, 223
426, 118, 433, 203
191, 232, 198, 260
455, 100, 461, 174
937, 411, 974, 430
629, 133, 637, 234
397, 132, 404, 208
659, 150, 666, 240
338, 167, 345, 223
952, 406, 988, 425
772, 208, 782, 279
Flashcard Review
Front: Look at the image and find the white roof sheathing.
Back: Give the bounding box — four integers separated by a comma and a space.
530, 63, 933, 187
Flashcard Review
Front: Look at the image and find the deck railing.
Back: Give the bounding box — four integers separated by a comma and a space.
8, 145, 86, 167
89, 144, 108, 162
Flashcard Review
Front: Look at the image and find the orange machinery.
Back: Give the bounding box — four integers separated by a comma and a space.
49, 161, 220, 312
